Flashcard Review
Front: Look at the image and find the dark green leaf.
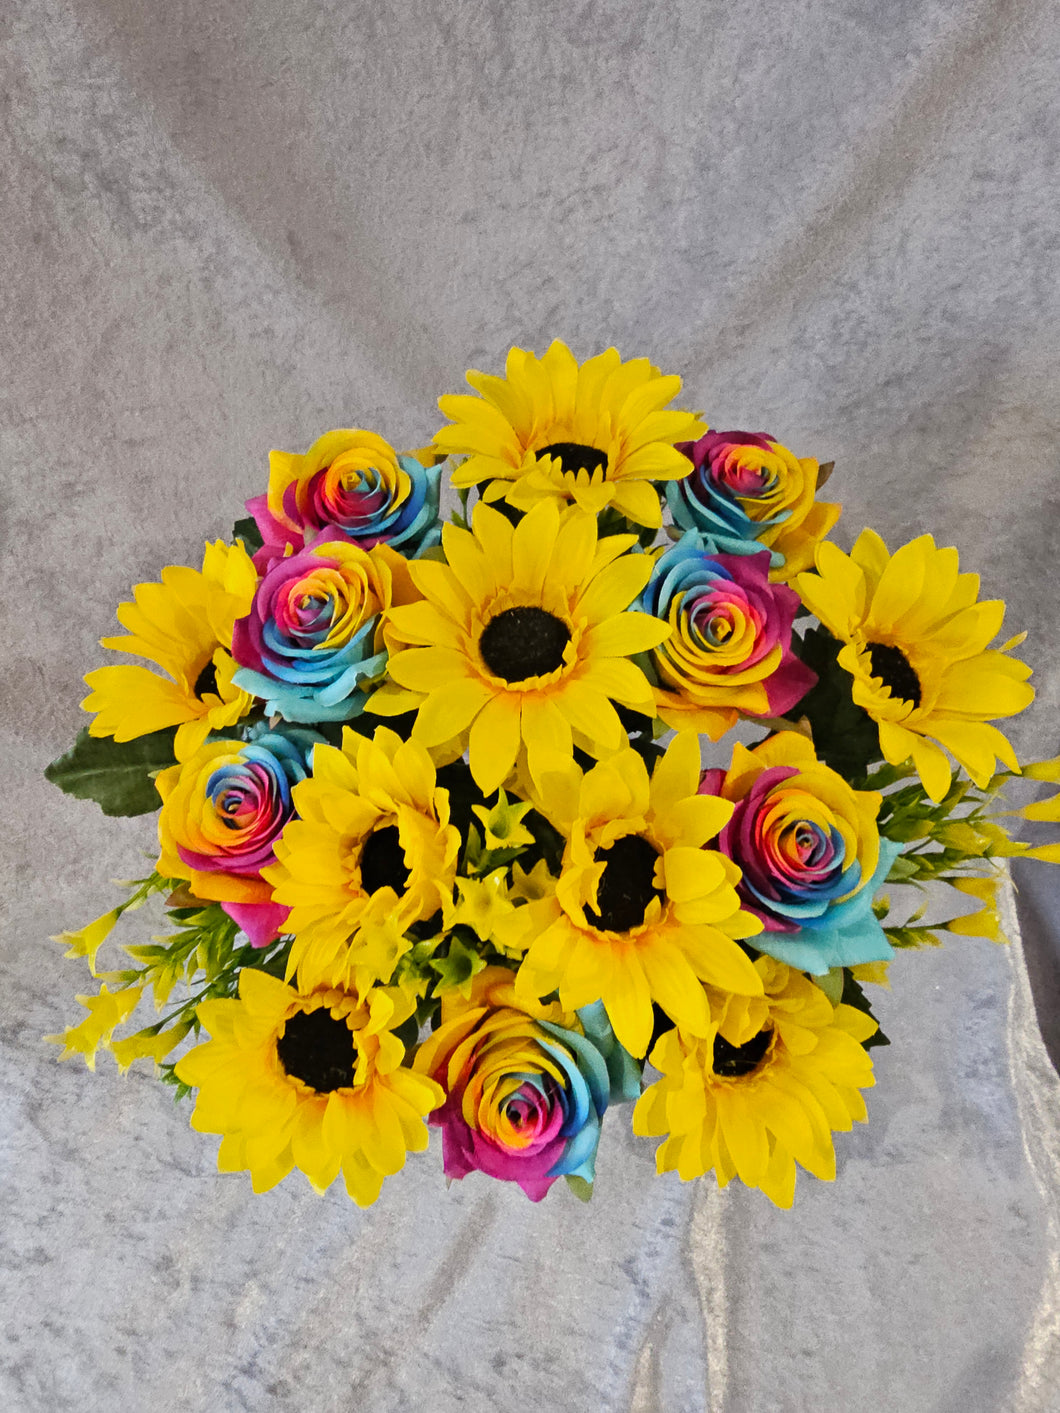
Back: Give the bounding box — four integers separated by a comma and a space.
522, 808, 565, 873
436, 759, 483, 840
158, 1064, 195, 1102
785, 628, 882, 779
565, 1174, 594, 1202
393, 1012, 422, 1056
231, 515, 263, 554
45, 727, 177, 816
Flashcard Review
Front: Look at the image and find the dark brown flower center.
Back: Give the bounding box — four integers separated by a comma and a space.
585, 834, 662, 932
193, 658, 220, 700
276, 1007, 356, 1092
866, 642, 921, 707
479, 607, 571, 682
712, 1027, 772, 1078
536, 441, 608, 476
360, 825, 410, 895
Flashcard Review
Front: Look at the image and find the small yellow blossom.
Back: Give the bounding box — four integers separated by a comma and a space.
975, 821, 1060, 863
110, 1019, 193, 1073
471, 789, 537, 852
444, 869, 520, 945
935, 821, 989, 854
945, 874, 1006, 944
50, 908, 122, 976
46, 983, 145, 1069
1022, 754, 1060, 784
509, 857, 557, 904
850, 961, 891, 988
1014, 792, 1060, 824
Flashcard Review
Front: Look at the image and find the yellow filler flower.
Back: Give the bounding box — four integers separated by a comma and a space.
433, 341, 707, 528
633, 957, 877, 1207
263, 726, 460, 991
796, 529, 1034, 801
372, 499, 672, 795
175, 969, 443, 1203
511, 733, 764, 1059
82, 539, 258, 760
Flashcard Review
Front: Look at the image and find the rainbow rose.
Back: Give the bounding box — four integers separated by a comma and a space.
231, 539, 398, 723
413, 967, 640, 1201
155, 726, 321, 946
698, 732, 901, 973
637, 534, 816, 738
247, 429, 441, 569
668, 430, 839, 579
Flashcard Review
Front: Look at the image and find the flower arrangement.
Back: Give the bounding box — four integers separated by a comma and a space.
47, 341, 1060, 1209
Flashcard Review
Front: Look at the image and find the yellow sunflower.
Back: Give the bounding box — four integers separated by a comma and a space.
370, 498, 672, 795
82, 539, 258, 760
633, 956, 877, 1207
796, 529, 1034, 802
263, 725, 459, 991
508, 733, 764, 1059
433, 340, 707, 528
175, 968, 443, 1203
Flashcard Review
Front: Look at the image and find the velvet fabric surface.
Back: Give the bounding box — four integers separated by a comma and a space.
3, 1, 1059, 1408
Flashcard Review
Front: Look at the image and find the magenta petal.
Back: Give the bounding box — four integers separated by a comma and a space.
698, 768, 727, 798
760, 653, 819, 716
221, 900, 290, 948
515, 1174, 558, 1202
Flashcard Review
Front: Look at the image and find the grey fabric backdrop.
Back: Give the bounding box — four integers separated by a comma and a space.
3, 1, 1060, 1409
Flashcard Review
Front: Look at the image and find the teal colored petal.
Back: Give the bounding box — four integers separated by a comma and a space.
271, 685, 370, 723
539, 1026, 610, 1115
575, 1001, 642, 1103
546, 1048, 592, 1136
752, 915, 893, 974
550, 1117, 602, 1182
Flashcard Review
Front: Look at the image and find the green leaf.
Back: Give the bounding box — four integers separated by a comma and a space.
884, 924, 943, 950
429, 933, 487, 997
816, 967, 845, 1005
45, 727, 177, 816
522, 808, 565, 874
860, 761, 917, 791
435, 759, 482, 841
786, 628, 881, 779
473, 845, 527, 876
885, 854, 923, 882
231, 515, 263, 554
565, 1174, 594, 1202
882, 816, 936, 843
158, 1064, 195, 1102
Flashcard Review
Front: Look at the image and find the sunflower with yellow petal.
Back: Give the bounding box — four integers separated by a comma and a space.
633, 957, 877, 1207
263, 725, 459, 991
433, 341, 708, 529
371, 498, 672, 795
508, 733, 764, 1059
175, 969, 443, 1203
82, 539, 258, 760
796, 529, 1034, 802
